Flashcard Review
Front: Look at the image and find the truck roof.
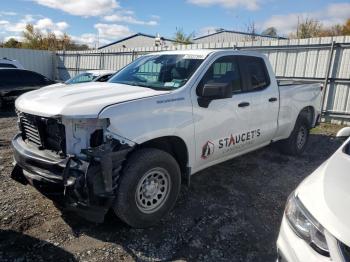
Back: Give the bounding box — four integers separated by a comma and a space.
144, 49, 265, 60
144, 49, 215, 57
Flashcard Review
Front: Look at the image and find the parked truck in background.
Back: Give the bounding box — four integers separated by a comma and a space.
11, 50, 322, 228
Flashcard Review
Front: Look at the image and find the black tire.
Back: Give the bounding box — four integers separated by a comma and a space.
279, 116, 310, 156
113, 148, 181, 228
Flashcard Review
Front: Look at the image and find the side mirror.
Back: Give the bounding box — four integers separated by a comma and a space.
201, 82, 232, 99
336, 127, 350, 138
198, 82, 232, 108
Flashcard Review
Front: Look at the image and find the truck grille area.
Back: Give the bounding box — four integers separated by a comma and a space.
19, 112, 66, 154
20, 114, 42, 146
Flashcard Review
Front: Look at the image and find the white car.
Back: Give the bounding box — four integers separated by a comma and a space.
46, 70, 116, 89
65, 70, 115, 84
12, 50, 322, 228
277, 127, 350, 262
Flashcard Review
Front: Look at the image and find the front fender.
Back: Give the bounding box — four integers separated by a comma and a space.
98, 91, 196, 166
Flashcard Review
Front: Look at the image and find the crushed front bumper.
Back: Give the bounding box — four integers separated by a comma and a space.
11, 133, 132, 223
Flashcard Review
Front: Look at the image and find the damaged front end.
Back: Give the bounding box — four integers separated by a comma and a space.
11, 113, 135, 223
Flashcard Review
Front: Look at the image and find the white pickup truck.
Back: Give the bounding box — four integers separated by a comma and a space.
11, 50, 322, 228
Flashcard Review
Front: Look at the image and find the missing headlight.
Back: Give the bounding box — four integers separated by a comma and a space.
90, 129, 104, 147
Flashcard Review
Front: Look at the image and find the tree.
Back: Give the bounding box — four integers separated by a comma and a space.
262, 27, 277, 37
289, 17, 350, 38
22, 24, 44, 49
318, 24, 343, 37
342, 19, 350, 35
174, 28, 193, 44
296, 18, 322, 38
20, 24, 89, 51
3, 38, 22, 48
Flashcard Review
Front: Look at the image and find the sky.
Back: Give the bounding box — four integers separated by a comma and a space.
0, 0, 349, 48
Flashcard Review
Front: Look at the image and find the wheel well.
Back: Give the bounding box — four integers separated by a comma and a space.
140, 136, 189, 175
299, 106, 315, 128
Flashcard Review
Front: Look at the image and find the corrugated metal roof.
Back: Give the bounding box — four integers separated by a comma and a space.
193, 29, 287, 40
98, 33, 177, 50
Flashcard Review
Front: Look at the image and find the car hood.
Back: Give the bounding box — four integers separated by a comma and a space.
297, 139, 350, 246
39, 82, 67, 90
15, 82, 169, 118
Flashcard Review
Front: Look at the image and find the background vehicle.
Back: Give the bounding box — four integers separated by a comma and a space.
0, 58, 24, 69
277, 127, 350, 262
45, 70, 116, 89
0, 68, 55, 108
11, 50, 322, 228
66, 70, 115, 84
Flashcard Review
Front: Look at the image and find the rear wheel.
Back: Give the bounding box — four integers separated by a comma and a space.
279, 116, 310, 156
113, 148, 181, 228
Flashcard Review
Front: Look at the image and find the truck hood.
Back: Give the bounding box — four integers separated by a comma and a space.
15, 82, 169, 118
297, 139, 350, 246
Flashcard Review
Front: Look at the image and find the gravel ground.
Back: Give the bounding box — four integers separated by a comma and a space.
0, 105, 344, 262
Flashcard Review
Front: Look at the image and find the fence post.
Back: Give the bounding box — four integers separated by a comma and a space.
52, 51, 57, 80
99, 52, 104, 69
321, 40, 336, 114
75, 53, 80, 76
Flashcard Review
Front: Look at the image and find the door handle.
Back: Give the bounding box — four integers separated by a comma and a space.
269, 97, 278, 102
238, 102, 250, 107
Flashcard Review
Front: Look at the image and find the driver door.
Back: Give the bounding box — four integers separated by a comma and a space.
192, 55, 258, 170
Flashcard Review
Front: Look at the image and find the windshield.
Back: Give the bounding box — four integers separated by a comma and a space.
108, 54, 204, 90
66, 72, 98, 84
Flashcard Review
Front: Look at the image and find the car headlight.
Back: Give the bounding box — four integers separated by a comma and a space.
285, 193, 329, 256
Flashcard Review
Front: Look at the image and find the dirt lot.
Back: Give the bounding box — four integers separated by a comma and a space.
0, 105, 344, 262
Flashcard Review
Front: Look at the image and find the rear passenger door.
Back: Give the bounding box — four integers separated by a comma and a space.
238, 55, 279, 146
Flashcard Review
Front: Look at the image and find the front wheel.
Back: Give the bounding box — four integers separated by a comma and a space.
113, 148, 181, 228
279, 116, 310, 156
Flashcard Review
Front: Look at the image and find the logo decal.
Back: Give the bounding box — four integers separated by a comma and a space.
218, 129, 260, 149
201, 140, 214, 159
201, 129, 261, 160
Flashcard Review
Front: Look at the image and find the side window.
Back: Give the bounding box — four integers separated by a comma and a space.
3, 70, 26, 87
95, 74, 112, 82
240, 56, 270, 91
19, 71, 45, 86
199, 56, 242, 94
0, 71, 7, 87
0, 63, 16, 68
72, 73, 94, 84
94, 74, 112, 82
